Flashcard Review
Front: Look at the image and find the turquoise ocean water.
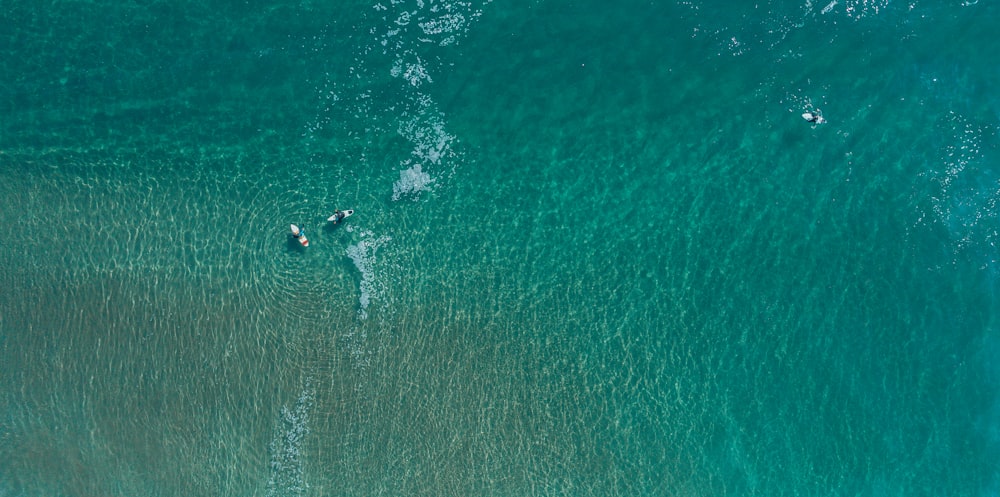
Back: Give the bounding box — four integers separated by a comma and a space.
1, 0, 999, 495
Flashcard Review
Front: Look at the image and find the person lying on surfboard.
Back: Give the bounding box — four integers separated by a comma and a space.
330, 209, 347, 224
290, 224, 309, 246
804, 109, 826, 124
327, 209, 354, 224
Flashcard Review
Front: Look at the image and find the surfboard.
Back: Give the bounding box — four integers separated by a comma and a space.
802, 112, 826, 124
327, 209, 355, 223
290, 224, 309, 247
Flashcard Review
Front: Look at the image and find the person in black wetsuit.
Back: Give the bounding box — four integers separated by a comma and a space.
805, 109, 825, 124
331, 209, 346, 224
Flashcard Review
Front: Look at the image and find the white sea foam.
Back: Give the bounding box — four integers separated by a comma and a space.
373, 0, 492, 55
391, 51, 434, 87
419, 13, 468, 45
346, 231, 393, 319
918, 112, 999, 269
266, 383, 314, 497
931, 113, 983, 223
392, 161, 436, 201
398, 94, 456, 167
782, 93, 826, 118
841, 0, 890, 18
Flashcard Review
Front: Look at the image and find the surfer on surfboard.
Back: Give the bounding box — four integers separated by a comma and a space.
803, 109, 826, 124
327, 209, 354, 224
290, 224, 309, 247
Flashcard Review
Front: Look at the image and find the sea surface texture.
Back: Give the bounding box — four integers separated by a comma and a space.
1, 1, 998, 496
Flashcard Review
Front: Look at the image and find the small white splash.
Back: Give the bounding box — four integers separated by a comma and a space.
389, 49, 434, 87
392, 161, 436, 201
821, 0, 838, 14
783, 93, 825, 117
346, 232, 393, 320
841, 0, 890, 19
390, 54, 433, 87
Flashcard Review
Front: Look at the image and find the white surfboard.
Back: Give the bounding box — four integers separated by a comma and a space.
327, 209, 355, 223
290, 224, 309, 247
802, 112, 826, 124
